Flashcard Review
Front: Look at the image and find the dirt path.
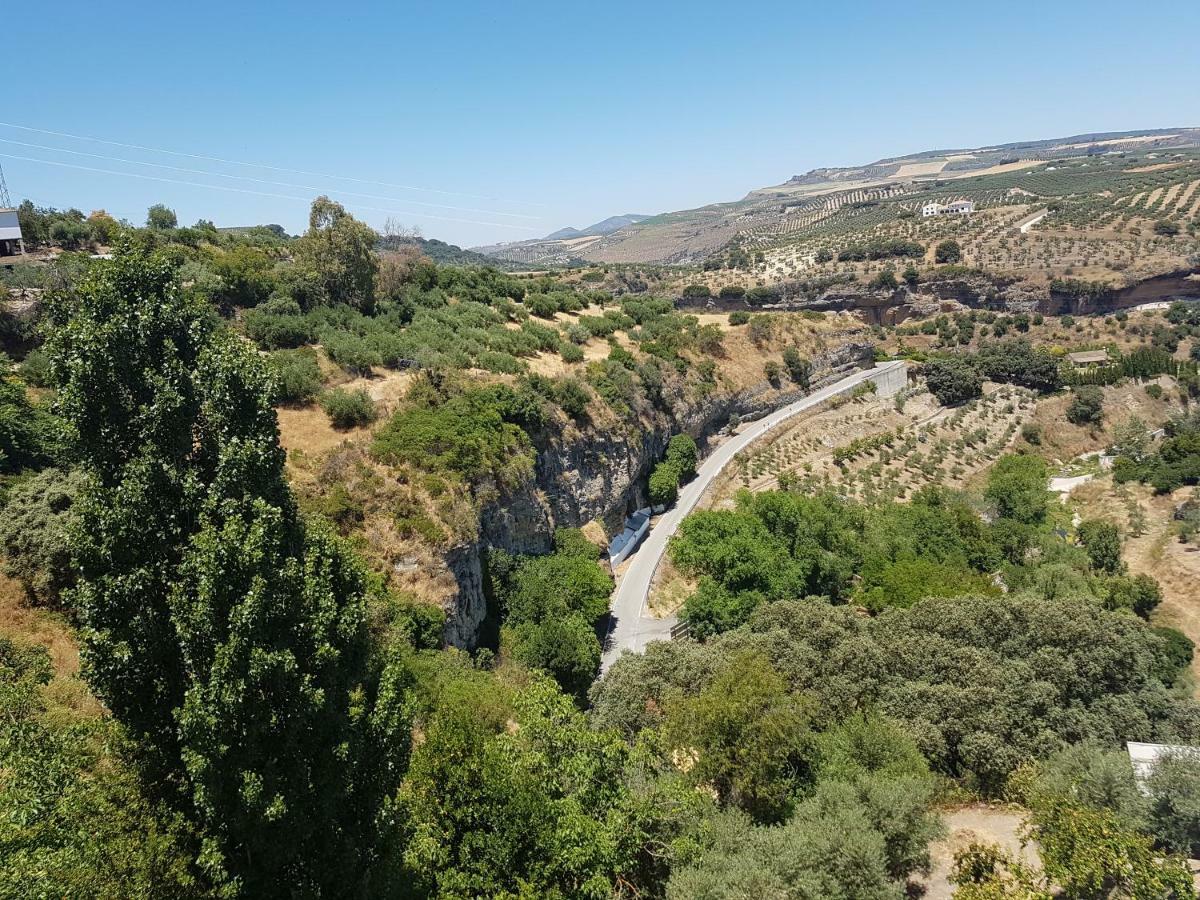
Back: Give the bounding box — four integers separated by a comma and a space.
916, 804, 1037, 900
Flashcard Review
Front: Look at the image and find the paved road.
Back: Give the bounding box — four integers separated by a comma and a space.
599, 361, 906, 672
1018, 209, 1049, 233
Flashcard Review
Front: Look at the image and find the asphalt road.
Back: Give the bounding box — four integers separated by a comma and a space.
598, 361, 906, 673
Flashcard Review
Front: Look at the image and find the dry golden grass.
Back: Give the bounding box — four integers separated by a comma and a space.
0, 567, 105, 719
1072, 479, 1200, 696
646, 555, 697, 619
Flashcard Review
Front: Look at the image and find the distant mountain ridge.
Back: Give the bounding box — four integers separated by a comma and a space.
467, 126, 1200, 267
544, 214, 651, 241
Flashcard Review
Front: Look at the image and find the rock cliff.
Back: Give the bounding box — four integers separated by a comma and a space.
442, 341, 875, 647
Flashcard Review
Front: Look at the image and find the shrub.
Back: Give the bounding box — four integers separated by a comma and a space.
681, 284, 711, 300
1021, 423, 1043, 445
320, 388, 377, 429
322, 332, 380, 376
0, 467, 84, 606
649, 461, 681, 507
1066, 385, 1104, 426
555, 377, 591, 420
19, 350, 52, 388
666, 434, 699, 481
1146, 383, 1164, 400
924, 357, 982, 406
781, 347, 812, 386
560, 343, 584, 363
935, 240, 962, 264
763, 360, 782, 382
728, 310, 750, 326
269, 348, 323, 405
719, 284, 746, 299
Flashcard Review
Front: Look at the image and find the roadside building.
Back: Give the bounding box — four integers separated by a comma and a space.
0, 208, 23, 257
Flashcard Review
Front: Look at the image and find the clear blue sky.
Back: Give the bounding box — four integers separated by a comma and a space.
5, 0, 1198, 247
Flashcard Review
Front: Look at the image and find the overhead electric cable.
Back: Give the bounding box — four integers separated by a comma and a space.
0, 138, 538, 219
0, 153, 541, 231
0, 120, 544, 206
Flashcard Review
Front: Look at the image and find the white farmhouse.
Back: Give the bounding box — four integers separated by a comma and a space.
921, 199, 974, 217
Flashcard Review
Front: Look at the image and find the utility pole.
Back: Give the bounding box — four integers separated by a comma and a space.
0, 161, 11, 208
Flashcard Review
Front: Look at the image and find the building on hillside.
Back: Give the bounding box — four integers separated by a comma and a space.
1066, 349, 1111, 367
0, 208, 23, 257
1127, 741, 1200, 792
921, 200, 975, 217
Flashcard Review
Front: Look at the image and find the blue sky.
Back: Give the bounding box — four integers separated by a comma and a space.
5, 0, 1198, 247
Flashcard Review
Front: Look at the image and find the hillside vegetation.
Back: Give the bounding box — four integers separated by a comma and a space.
7, 192, 1200, 898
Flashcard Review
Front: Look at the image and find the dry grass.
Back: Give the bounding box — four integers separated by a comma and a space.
646, 555, 697, 619
0, 567, 105, 719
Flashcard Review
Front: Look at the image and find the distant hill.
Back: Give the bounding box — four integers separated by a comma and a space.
380, 236, 534, 271
529, 126, 1200, 267
544, 214, 651, 241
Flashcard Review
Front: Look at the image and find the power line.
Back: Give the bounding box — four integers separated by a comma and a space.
0, 138, 540, 220
0, 120, 544, 207
0, 153, 542, 232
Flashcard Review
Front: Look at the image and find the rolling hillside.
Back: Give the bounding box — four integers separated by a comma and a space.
471, 128, 1200, 275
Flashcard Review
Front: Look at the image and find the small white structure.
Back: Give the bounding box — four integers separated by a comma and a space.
0, 208, 23, 257
1127, 741, 1200, 791
921, 200, 975, 217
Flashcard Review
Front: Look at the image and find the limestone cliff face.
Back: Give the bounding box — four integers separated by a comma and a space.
687, 268, 1200, 324
441, 341, 875, 647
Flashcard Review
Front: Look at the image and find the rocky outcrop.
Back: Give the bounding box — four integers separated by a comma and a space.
684, 268, 1200, 324
441, 341, 875, 647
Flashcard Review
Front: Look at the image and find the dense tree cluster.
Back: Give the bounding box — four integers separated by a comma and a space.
44, 244, 416, 893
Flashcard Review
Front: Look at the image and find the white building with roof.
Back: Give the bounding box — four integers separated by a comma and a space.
1127, 741, 1200, 792
0, 208, 23, 256
921, 200, 975, 217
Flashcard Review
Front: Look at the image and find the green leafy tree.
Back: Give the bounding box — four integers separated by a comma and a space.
665, 652, 816, 822
985, 454, 1049, 525
1076, 518, 1123, 574
0, 354, 60, 473
45, 243, 413, 894
400, 675, 649, 898
1029, 799, 1194, 899
650, 461, 681, 507
924, 357, 982, 406
293, 196, 379, 311
781, 347, 813, 386
145, 204, 178, 230
666, 433, 699, 481
0, 636, 203, 897
1066, 385, 1104, 426
935, 240, 962, 264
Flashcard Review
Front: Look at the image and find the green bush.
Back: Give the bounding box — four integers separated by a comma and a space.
728, 310, 750, 325
923, 357, 982, 406
269, 348, 323, 405
935, 240, 962, 264
320, 388, 377, 429
666, 433, 698, 481
649, 461, 681, 507
19, 350, 52, 388
560, 342, 584, 363
0, 467, 84, 607
1067, 385, 1104, 426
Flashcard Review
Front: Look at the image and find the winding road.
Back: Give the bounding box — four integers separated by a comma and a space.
599, 360, 907, 672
